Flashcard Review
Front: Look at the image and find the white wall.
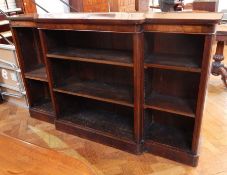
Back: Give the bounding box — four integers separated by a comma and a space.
219, 0, 227, 12
0, 0, 16, 10
35, 0, 69, 14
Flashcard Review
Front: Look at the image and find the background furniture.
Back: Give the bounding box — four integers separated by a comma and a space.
150, 0, 219, 12
135, 0, 150, 11
0, 42, 28, 107
69, 0, 149, 12
212, 24, 227, 87
0, 1, 27, 107
193, 0, 219, 12
158, 0, 184, 12
8, 12, 222, 166
15, 0, 36, 13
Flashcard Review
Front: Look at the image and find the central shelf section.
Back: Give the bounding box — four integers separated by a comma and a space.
42, 28, 137, 152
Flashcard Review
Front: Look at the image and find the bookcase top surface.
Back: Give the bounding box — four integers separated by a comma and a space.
8, 12, 145, 24
145, 12, 223, 24
8, 12, 223, 25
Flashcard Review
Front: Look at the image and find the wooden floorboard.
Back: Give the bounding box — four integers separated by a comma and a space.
0, 45, 226, 175
0, 134, 96, 175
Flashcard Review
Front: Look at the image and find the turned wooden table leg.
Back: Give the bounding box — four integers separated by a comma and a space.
211, 41, 227, 88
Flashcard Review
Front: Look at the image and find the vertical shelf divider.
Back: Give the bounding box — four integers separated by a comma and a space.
133, 32, 144, 144
38, 30, 59, 117
192, 34, 214, 154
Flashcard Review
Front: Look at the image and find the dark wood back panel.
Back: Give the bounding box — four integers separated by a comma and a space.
44, 30, 133, 51
15, 28, 44, 72
26, 80, 51, 106
145, 69, 200, 99
51, 59, 133, 88
144, 109, 194, 151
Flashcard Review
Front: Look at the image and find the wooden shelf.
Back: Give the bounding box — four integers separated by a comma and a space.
58, 108, 134, 141
25, 66, 48, 82
31, 99, 54, 115
47, 47, 133, 67
145, 122, 192, 152
144, 53, 201, 73
53, 79, 133, 107
145, 93, 195, 118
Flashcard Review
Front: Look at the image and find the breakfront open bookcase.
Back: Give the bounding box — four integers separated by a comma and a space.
8, 12, 222, 166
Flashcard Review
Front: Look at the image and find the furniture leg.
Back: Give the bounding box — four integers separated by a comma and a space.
211, 41, 227, 88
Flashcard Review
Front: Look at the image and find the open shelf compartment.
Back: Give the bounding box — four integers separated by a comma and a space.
55, 93, 134, 141
144, 68, 200, 117
26, 79, 54, 115
51, 59, 134, 107
144, 32, 205, 72
15, 27, 47, 81
44, 30, 133, 67
144, 109, 194, 152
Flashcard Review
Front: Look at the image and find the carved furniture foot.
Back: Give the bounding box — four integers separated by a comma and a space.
211, 40, 227, 88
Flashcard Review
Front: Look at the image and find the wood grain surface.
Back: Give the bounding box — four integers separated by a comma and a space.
0, 134, 96, 175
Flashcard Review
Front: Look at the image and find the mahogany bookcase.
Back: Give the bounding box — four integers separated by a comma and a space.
8, 12, 222, 166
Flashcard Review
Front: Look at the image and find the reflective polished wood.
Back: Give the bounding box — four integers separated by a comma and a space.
0, 134, 96, 175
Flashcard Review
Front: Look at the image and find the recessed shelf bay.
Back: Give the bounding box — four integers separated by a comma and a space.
55, 93, 134, 141
144, 110, 194, 152
145, 122, 192, 152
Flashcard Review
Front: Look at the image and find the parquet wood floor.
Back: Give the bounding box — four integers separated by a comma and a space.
0, 46, 226, 175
